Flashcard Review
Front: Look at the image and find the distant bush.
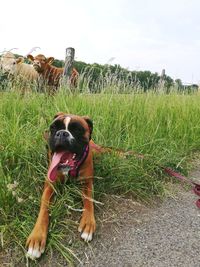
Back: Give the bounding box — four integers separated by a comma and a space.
0, 53, 198, 93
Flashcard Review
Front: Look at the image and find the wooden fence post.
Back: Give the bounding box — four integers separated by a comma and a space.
158, 69, 165, 91
63, 47, 75, 83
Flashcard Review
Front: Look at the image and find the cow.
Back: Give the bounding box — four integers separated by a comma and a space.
27, 54, 79, 91
0, 52, 39, 82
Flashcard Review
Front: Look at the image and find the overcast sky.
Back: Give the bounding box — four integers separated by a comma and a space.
1, 0, 200, 84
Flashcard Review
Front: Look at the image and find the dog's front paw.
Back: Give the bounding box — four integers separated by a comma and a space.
26, 226, 47, 260
78, 210, 96, 242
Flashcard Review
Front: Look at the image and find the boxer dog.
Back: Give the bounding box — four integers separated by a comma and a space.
26, 112, 104, 259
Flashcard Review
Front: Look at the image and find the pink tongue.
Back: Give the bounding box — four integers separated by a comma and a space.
48, 151, 71, 182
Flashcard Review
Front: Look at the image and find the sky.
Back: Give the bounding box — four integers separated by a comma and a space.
1, 0, 200, 84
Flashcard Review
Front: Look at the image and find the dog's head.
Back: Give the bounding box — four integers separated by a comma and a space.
47, 112, 93, 155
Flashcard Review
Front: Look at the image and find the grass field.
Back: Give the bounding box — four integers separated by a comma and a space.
1, 89, 200, 265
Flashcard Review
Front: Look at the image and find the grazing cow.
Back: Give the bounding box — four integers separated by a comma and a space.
27, 54, 79, 90
0, 52, 39, 82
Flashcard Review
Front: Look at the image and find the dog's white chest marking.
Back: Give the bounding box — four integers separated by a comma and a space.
60, 166, 70, 178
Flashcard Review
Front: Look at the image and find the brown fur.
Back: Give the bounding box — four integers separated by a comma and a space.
26, 113, 135, 259
27, 54, 79, 90
26, 114, 97, 258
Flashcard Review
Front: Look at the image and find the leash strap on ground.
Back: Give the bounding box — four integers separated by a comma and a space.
163, 167, 200, 208
91, 143, 200, 209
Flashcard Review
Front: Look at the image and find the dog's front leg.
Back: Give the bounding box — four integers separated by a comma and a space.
78, 168, 96, 242
26, 180, 54, 259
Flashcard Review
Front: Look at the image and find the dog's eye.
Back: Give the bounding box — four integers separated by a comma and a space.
50, 120, 65, 132
69, 122, 85, 135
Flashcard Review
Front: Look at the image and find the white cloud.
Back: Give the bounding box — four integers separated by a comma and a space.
1, 0, 200, 83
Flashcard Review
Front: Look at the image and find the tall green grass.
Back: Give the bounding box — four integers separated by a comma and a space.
1, 90, 200, 265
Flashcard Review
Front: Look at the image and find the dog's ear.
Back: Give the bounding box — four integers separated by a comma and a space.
43, 131, 51, 163
82, 116, 93, 138
53, 112, 65, 119
43, 130, 49, 141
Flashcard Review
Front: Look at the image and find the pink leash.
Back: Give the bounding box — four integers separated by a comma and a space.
163, 167, 200, 208
90, 142, 200, 208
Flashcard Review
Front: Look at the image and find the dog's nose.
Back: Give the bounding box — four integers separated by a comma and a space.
55, 130, 69, 139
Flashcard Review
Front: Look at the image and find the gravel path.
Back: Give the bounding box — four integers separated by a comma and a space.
77, 167, 200, 267
1, 167, 200, 267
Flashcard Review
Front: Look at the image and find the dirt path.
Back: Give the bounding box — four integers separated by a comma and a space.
77, 167, 200, 267
1, 166, 200, 267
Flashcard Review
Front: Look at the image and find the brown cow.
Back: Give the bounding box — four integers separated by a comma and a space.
27, 54, 79, 91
